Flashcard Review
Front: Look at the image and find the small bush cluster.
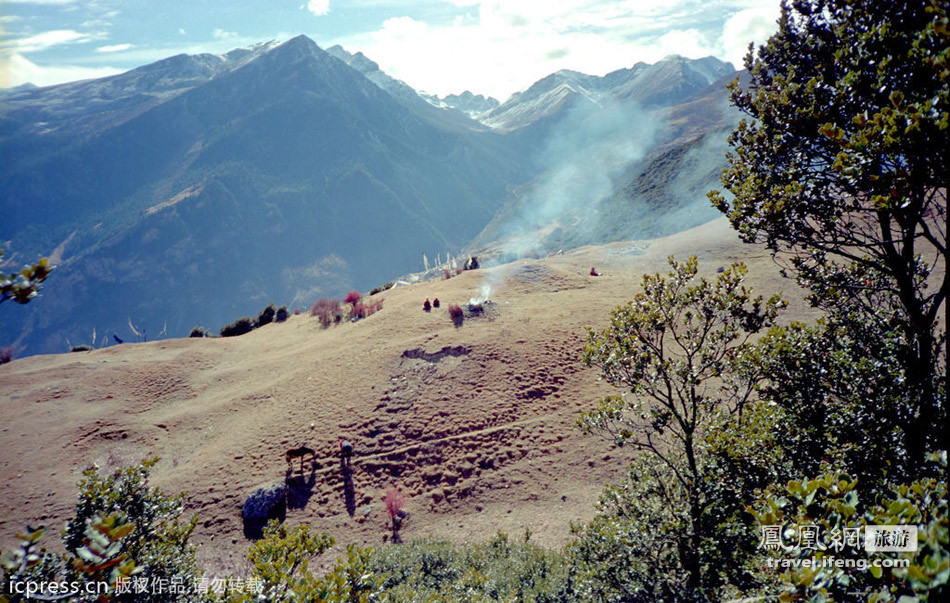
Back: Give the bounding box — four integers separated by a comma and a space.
368, 532, 570, 600
448, 304, 464, 327
257, 304, 276, 327
219, 302, 289, 337
189, 326, 210, 338
370, 282, 394, 296
351, 298, 384, 321
0, 345, 13, 364
220, 317, 255, 337
69, 344, 93, 352
310, 298, 341, 327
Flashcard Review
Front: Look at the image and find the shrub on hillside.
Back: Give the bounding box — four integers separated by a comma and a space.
310, 298, 340, 328
361, 298, 384, 319
221, 317, 256, 337
257, 304, 276, 327
368, 533, 570, 599
69, 344, 93, 352
343, 291, 362, 306
448, 304, 464, 327
1, 458, 202, 603
189, 326, 210, 338
370, 282, 394, 296
0, 345, 13, 364
274, 306, 289, 323
238, 522, 382, 602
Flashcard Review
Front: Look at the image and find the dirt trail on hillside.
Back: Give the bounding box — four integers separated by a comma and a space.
0, 218, 816, 575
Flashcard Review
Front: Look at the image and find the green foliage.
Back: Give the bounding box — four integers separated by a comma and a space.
709, 0, 948, 461
231, 521, 334, 601
579, 256, 785, 597
0, 249, 53, 306
1, 458, 202, 603
753, 452, 948, 602
750, 313, 939, 492
220, 317, 255, 337
65, 457, 201, 602
189, 326, 211, 338
223, 522, 382, 602
317, 544, 383, 602
565, 456, 697, 601
368, 533, 569, 601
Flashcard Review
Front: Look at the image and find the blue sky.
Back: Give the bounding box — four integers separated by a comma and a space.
0, 0, 781, 100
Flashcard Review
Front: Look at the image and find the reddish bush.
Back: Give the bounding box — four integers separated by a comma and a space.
384, 488, 406, 520
443, 268, 451, 280
310, 298, 340, 327
365, 298, 384, 316
293, 307, 301, 316
432, 298, 440, 308
343, 290, 363, 306
351, 303, 366, 320
355, 299, 383, 319
0, 345, 14, 365
448, 304, 464, 327
423, 299, 431, 312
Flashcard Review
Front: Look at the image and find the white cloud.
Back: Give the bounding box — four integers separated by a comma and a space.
0, 16, 23, 23
720, 3, 781, 68
178, 28, 186, 35
2, 29, 95, 53
332, 0, 782, 100
212, 28, 237, 40
657, 28, 716, 59
306, 0, 330, 16
378, 16, 428, 39
0, 51, 122, 88
96, 43, 133, 53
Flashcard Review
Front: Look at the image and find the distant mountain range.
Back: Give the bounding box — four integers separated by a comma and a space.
0, 35, 739, 356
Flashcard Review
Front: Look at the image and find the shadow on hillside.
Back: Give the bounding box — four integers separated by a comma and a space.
242, 500, 286, 540
342, 456, 356, 516
286, 464, 318, 510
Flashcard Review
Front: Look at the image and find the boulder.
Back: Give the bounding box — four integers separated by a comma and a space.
242, 482, 287, 539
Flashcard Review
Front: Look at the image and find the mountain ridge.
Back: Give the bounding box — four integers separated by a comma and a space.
1, 36, 739, 357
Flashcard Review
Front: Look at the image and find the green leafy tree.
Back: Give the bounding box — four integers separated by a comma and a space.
1, 458, 202, 603
753, 453, 948, 601
578, 256, 785, 598
708, 0, 948, 463
223, 522, 382, 603
0, 249, 53, 305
